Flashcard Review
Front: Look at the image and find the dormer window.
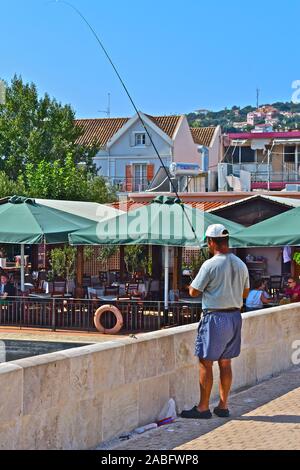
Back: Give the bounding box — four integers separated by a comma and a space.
135, 133, 146, 146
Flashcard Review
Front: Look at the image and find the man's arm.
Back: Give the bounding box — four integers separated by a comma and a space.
261, 292, 272, 304
243, 288, 250, 300
243, 266, 250, 300
189, 264, 209, 299
189, 285, 201, 298
291, 292, 300, 302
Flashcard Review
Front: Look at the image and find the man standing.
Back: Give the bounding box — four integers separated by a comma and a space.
181, 224, 249, 420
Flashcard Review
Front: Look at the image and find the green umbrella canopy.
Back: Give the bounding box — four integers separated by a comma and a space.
230, 206, 300, 248
0, 196, 96, 244
69, 196, 243, 247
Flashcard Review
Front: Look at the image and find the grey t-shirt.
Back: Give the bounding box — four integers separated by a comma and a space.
191, 253, 250, 310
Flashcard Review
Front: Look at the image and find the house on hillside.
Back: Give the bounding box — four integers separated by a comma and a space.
75, 113, 221, 193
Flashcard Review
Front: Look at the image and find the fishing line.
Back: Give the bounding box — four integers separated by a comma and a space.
49, 0, 205, 248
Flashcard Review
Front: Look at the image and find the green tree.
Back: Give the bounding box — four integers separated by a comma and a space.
25, 153, 116, 203
124, 246, 148, 275
0, 171, 26, 198
0, 75, 98, 179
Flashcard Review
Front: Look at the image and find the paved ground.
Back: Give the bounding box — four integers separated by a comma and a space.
0, 326, 129, 344
97, 366, 300, 451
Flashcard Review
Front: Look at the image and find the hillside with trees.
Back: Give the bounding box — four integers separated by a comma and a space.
188, 102, 300, 132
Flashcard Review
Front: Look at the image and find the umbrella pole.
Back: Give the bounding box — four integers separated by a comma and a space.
164, 246, 169, 312
20, 244, 25, 292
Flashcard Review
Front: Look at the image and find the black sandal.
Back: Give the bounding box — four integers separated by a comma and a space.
213, 406, 230, 418
181, 406, 212, 419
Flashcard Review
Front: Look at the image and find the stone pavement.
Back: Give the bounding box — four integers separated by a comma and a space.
97, 366, 300, 451
0, 326, 129, 344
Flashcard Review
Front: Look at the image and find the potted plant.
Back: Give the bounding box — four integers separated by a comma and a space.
49, 246, 76, 295
124, 245, 146, 278
97, 246, 118, 271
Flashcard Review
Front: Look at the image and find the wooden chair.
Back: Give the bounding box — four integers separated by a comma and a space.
147, 279, 160, 301
48, 281, 66, 298
99, 271, 108, 285
269, 276, 283, 296
91, 275, 100, 287
104, 286, 119, 296
82, 276, 91, 287
36, 271, 47, 290
125, 283, 139, 296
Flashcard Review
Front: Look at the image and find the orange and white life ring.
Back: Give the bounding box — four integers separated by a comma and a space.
94, 305, 124, 334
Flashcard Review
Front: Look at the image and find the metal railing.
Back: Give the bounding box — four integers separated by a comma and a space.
104, 177, 151, 192
0, 297, 202, 333
232, 164, 300, 183
250, 171, 300, 183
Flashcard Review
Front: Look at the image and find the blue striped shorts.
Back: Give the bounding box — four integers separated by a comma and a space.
195, 310, 242, 361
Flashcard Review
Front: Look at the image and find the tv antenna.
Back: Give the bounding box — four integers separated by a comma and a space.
256, 88, 260, 109
99, 92, 111, 118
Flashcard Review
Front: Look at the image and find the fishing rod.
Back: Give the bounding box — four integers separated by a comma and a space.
50, 0, 204, 248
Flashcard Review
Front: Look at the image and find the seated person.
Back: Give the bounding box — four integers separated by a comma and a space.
284, 277, 300, 303
0, 274, 16, 299
246, 278, 273, 311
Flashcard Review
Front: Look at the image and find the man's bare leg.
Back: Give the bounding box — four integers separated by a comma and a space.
218, 359, 232, 409
198, 359, 214, 412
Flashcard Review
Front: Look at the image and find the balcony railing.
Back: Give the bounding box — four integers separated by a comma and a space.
232, 164, 300, 183
250, 172, 300, 183
104, 177, 151, 193
0, 297, 202, 333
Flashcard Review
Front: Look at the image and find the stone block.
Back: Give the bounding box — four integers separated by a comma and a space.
65, 350, 94, 402
20, 407, 61, 450
174, 330, 197, 368
92, 345, 125, 393
14, 353, 71, 415
232, 348, 258, 391
156, 336, 175, 375
0, 363, 23, 422
169, 365, 199, 413
102, 384, 139, 441
0, 419, 21, 450
124, 338, 158, 383
56, 393, 104, 450
138, 375, 169, 425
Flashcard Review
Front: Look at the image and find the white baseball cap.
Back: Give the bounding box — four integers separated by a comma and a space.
205, 224, 229, 238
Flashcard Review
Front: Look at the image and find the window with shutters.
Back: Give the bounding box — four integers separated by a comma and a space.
135, 133, 146, 146
133, 164, 147, 191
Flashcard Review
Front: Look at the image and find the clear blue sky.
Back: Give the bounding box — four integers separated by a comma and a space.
1, 0, 300, 118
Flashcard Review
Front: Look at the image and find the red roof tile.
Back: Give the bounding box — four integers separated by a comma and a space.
190, 127, 217, 146
75, 118, 129, 147
75, 115, 183, 147
109, 200, 227, 212
145, 115, 182, 139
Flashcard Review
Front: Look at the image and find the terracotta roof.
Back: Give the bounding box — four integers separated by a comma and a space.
109, 200, 226, 212
145, 115, 182, 139
190, 127, 217, 147
75, 114, 182, 147
75, 118, 129, 147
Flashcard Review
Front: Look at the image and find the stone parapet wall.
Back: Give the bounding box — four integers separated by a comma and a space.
0, 303, 299, 449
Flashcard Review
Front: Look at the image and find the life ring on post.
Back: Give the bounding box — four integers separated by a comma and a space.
94, 305, 124, 334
